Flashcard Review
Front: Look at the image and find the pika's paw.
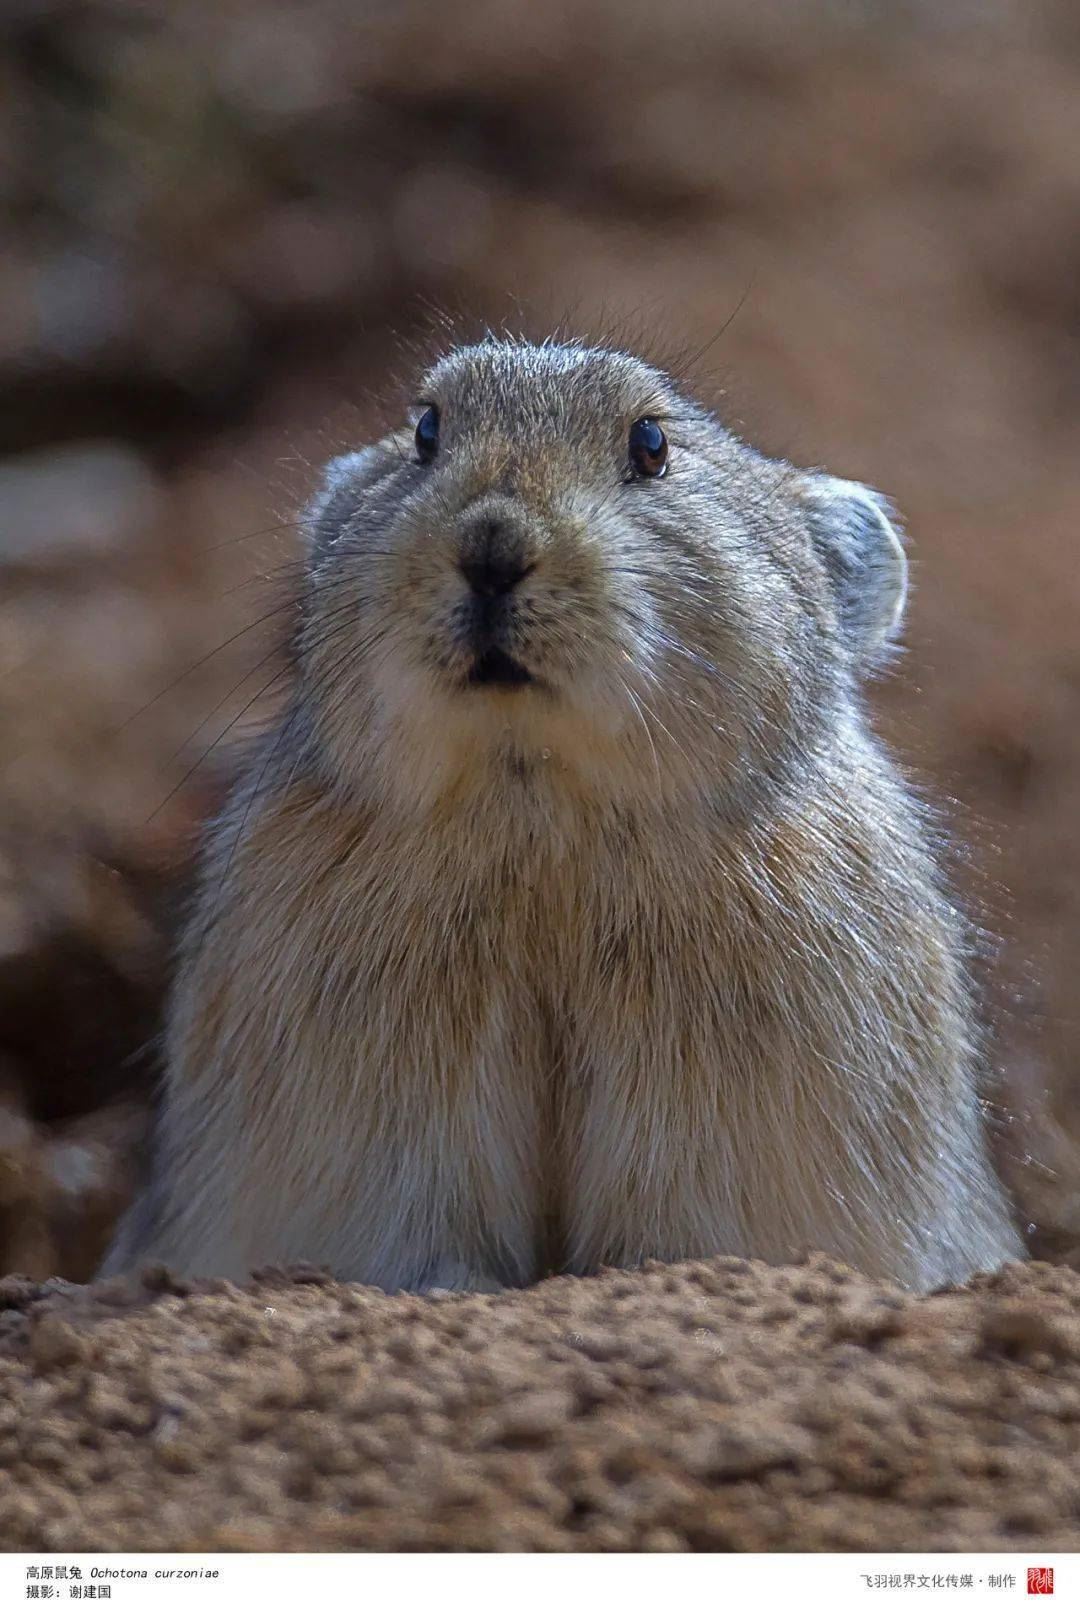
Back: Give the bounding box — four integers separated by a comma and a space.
416, 1258, 504, 1296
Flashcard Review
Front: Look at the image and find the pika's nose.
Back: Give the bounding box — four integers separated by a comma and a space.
458, 518, 532, 597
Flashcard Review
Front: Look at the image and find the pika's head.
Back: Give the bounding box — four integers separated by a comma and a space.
300, 340, 907, 815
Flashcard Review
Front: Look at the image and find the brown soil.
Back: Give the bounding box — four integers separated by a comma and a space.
3, 1255, 1080, 1553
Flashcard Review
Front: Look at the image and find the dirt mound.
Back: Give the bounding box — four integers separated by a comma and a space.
2, 1255, 1079, 1552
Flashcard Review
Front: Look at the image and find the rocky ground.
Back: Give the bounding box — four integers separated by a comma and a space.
2, 1254, 1080, 1552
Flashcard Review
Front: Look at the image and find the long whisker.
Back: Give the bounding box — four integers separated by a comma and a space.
111, 605, 292, 735
195, 520, 305, 556
618, 675, 662, 798
631, 681, 697, 777
679, 268, 759, 376
145, 666, 291, 824
206, 713, 298, 925
165, 644, 291, 765
218, 560, 307, 599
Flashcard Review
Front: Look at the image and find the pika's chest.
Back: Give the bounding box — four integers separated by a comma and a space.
288, 818, 739, 1045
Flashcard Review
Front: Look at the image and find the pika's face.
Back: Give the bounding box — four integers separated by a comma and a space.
301, 341, 906, 814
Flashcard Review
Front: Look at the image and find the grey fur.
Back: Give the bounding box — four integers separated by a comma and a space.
102, 339, 1022, 1292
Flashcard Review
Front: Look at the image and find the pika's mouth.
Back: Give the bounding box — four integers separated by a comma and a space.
467, 646, 534, 688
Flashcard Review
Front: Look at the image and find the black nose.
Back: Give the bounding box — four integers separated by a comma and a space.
459, 519, 531, 597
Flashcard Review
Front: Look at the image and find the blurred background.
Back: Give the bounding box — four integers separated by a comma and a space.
2, 0, 1080, 1277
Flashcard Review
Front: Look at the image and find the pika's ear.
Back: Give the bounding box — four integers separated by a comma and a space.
305, 437, 404, 547
797, 474, 908, 658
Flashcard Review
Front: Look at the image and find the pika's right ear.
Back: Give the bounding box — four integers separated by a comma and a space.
795, 473, 909, 662
305, 438, 404, 547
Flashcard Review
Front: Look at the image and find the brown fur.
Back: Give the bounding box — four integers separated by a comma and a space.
103, 339, 1022, 1290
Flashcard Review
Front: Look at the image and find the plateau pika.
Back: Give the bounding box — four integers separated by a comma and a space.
103, 338, 1023, 1291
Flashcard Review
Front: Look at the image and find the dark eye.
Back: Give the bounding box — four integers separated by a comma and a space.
415, 405, 439, 464
628, 417, 668, 479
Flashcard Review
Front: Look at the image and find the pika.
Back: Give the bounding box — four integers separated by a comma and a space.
103, 338, 1023, 1292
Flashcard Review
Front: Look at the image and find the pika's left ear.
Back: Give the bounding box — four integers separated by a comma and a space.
797, 474, 908, 659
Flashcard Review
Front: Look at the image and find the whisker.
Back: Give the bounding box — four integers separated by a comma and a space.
309, 626, 389, 709
679, 268, 759, 377
618, 675, 662, 799
194, 520, 305, 556
632, 682, 697, 777
145, 666, 291, 824
111, 605, 292, 735
165, 644, 291, 765
207, 713, 298, 924
218, 559, 307, 600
